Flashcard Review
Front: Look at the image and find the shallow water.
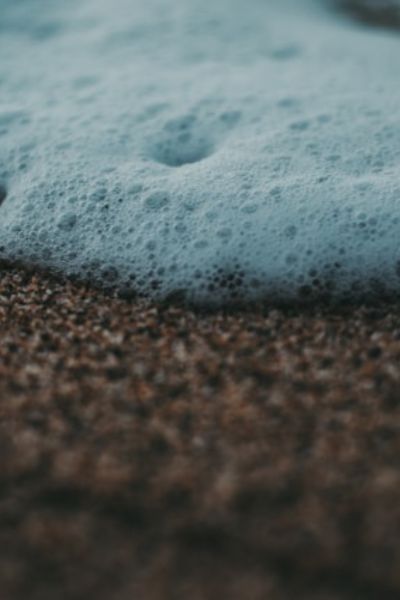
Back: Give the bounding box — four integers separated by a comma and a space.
1, 0, 400, 305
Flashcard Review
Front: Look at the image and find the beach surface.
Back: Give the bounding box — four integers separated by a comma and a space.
1, 268, 400, 599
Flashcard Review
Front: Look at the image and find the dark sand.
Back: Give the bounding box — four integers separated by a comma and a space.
338, 0, 400, 29
0, 268, 400, 599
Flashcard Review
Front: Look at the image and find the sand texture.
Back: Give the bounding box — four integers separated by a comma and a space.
0, 268, 399, 599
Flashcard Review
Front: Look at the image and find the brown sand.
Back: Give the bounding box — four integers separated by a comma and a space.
1, 268, 400, 599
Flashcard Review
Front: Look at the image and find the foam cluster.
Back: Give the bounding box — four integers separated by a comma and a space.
1, 0, 400, 305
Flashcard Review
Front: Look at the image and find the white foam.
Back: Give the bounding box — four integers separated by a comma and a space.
1, 0, 400, 304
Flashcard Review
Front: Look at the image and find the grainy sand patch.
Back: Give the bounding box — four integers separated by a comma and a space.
0, 269, 400, 599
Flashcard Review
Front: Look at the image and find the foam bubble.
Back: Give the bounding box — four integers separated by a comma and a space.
1, 0, 400, 305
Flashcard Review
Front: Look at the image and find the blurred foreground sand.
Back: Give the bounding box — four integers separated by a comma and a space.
1, 269, 400, 599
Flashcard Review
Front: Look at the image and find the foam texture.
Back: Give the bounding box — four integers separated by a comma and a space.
1, 0, 400, 305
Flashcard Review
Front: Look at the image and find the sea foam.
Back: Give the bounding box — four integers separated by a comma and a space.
1, 0, 400, 304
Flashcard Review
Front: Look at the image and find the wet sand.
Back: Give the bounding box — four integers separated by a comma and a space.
1, 268, 400, 599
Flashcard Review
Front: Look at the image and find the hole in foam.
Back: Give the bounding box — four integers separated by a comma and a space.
147, 114, 215, 167
149, 135, 214, 167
